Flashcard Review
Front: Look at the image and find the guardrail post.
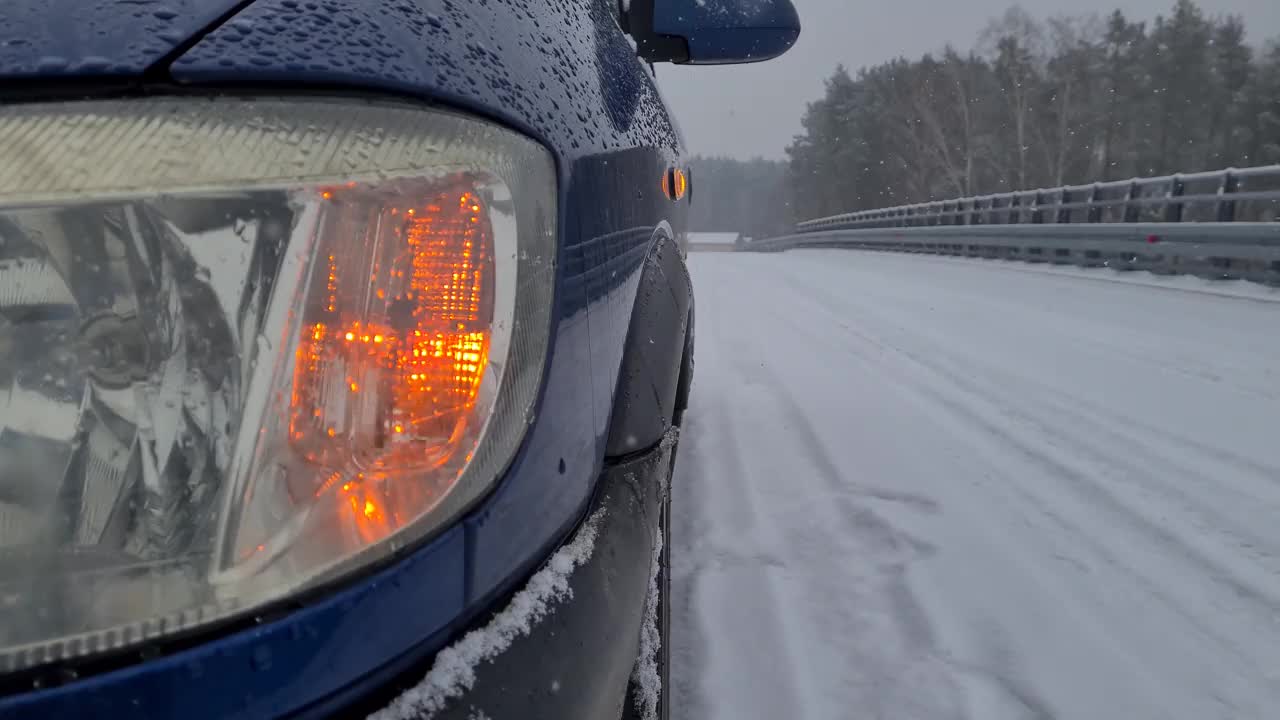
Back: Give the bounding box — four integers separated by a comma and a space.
1056, 190, 1072, 224
1165, 174, 1185, 223
1008, 194, 1020, 224
1088, 183, 1103, 223
1031, 192, 1045, 224
1123, 180, 1140, 223
1217, 170, 1237, 222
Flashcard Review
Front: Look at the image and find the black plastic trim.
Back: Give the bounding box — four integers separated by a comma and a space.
624, 0, 691, 64
604, 233, 692, 458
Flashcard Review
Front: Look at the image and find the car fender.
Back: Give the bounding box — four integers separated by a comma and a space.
605, 227, 693, 458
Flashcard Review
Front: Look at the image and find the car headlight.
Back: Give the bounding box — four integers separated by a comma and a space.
0, 97, 556, 672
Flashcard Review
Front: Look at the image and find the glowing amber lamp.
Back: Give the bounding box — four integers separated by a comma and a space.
288, 180, 495, 484
344, 483, 392, 544
661, 167, 688, 201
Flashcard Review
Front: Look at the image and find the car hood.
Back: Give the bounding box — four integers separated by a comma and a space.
0, 0, 246, 78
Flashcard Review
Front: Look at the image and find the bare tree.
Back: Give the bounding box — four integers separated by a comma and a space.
1042, 15, 1105, 186
981, 7, 1046, 189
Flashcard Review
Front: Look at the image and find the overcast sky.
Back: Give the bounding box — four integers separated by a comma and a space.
655, 0, 1280, 160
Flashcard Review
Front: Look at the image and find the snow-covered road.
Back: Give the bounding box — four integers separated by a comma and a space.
671, 250, 1280, 720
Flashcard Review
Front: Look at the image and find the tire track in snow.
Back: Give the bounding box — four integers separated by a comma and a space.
726, 346, 941, 642
712, 375, 964, 720
911, 352, 1280, 569
681, 251, 1280, 720
670, 271, 813, 720
771, 255, 1280, 574
686, 263, 966, 720
668, 407, 712, 720
737, 268, 1120, 718
784, 252, 1280, 706
790, 259, 1280, 608
772, 253, 1280, 559
765, 258, 1280, 666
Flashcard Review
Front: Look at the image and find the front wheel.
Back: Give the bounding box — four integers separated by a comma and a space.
621, 455, 673, 720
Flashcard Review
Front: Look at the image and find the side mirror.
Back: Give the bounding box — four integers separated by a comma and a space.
622, 0, 801, 65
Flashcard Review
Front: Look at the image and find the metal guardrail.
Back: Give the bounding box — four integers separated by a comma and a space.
755, 166, 1280, 285
795, 166, 1280, 231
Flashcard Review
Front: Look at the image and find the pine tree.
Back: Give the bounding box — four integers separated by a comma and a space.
1099, 11, 1147, 179
1208, 16, 1254, 167
1144, 0, 1214, 174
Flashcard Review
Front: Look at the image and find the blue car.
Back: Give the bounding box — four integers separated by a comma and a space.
0, 0, 797, 718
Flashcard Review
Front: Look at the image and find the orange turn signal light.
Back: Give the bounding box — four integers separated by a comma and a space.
289, 179, 495, 484
662, 167, 689, 201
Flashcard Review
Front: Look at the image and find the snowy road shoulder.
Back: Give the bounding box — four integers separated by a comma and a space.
674, 250, 1280, 720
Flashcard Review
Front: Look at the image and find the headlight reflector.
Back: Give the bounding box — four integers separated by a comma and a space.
0, 98, 556, 672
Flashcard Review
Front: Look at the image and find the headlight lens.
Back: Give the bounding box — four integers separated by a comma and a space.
0, 98, 556, 672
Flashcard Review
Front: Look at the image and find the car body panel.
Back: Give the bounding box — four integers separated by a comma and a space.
165, 0, 682, 161
0, 526, 466, 720
568, 150, 679, 444
0, 0, 243, 78
0, 0, 691, 716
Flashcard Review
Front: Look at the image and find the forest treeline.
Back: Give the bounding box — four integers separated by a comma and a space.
689, 0, 1280, 234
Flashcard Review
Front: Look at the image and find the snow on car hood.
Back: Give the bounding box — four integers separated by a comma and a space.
0, 0, 247, 78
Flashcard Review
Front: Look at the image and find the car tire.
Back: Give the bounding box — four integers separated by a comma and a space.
657, 477, 672, 720
620, 452, 673, 720
622, 311, 687, 720
672, 310, 694, 427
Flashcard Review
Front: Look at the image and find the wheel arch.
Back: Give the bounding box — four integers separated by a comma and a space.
604, 230, 693, 458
